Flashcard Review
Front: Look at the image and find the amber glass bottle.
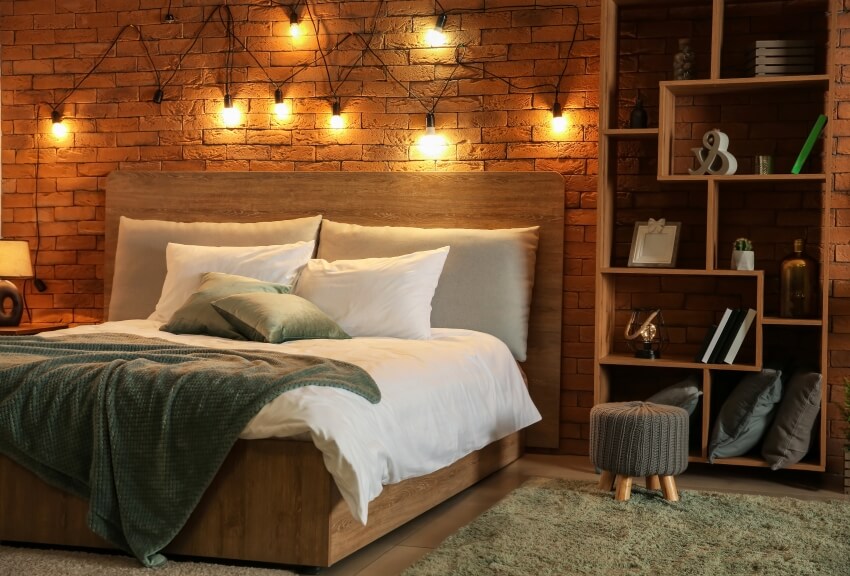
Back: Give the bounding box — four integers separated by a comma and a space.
779, 239, 818, 318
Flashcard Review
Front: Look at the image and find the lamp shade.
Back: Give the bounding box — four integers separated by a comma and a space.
0, 240, 34, 279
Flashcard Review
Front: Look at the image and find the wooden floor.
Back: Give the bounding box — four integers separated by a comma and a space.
322, 453, 846, 576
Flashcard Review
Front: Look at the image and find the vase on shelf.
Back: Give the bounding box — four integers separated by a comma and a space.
629, 95, 648, 129
673, 38, 695, 80
780, 239, 818, 318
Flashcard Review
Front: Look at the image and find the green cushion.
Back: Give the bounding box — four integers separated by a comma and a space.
708, 369, 783, 462
161, 272, 291, 340
761, 370, 821, 470
212, 292, 350, 343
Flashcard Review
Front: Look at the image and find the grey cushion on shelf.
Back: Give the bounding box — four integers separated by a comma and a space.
109, 215, 322, 321
316, 220, 539, 360
213, 292, 350, 343
646, 375, 703, 416
708, 369, 783, 462
161, 272, 291, 340
761, 370, 822, 470
589, 401, 689, 477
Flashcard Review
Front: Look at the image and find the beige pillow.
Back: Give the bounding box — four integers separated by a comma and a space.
109, 216, 321, 321
317, 220, 539, 360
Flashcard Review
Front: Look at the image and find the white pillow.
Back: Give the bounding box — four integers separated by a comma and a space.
294, 247, 450, 339
150, 241, 315, 323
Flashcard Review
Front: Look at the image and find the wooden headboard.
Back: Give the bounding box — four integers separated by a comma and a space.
104, 171, 564, 449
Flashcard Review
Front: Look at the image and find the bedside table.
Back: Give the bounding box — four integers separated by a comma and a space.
0, 323, 69, 336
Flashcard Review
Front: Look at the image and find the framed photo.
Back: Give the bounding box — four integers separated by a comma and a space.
628, 220, 681, 267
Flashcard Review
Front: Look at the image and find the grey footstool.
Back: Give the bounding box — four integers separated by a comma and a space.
589, 401, 689, 501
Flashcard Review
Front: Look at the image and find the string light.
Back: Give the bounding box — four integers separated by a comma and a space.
330, 99, 343, 129
273, 88, 291, 119
289, 12, 301, 37
551, 101, 567, 133
222, 93, 241, 127
50, 110, 68, 139
425, 13, 447, 47
418, 112, 445, 157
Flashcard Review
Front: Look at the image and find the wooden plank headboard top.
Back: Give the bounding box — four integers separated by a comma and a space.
104, 170, 564, 449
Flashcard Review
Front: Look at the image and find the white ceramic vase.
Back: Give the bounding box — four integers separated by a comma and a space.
731, 250, 754, 271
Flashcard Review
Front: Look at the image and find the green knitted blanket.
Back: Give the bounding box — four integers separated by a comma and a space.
0, 333, 380, 568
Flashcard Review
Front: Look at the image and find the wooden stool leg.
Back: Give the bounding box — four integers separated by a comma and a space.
614, 475, 633, 501
598, 470, 615, 491
660, 475, 679, 502
646, 475, 661, 490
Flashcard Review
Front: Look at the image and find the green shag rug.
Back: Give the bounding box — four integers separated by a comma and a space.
402, 478, 850, 576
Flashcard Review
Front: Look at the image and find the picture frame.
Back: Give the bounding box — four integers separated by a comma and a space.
628, 220, 681, 267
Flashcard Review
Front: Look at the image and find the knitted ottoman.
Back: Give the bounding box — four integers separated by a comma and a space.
589, 401, 689, 502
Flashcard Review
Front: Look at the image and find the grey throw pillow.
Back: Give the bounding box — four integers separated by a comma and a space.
646, 375, 703, 415
708, 369, 783, 462
161, 272, 291, 340
212, 292, 350, 343
761, 370, 822, 470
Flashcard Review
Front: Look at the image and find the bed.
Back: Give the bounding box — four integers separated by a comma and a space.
0, 170, 564, 569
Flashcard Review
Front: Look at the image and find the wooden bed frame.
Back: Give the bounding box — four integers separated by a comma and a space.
0, 171, 564, 568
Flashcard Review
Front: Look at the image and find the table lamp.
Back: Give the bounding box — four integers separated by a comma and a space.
0, 239, 34, 326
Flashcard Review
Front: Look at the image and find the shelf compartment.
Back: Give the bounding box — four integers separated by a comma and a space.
660, 75, 829, 95
601, 267, 761, 277
709, 456, 825, 472
657, 174, 826, 183
603, 128, 659, 139
761, 316, 822, 326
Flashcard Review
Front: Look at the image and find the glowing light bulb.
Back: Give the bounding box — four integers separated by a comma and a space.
289, 13, 301, 37
330, 100, 343, 129
551, 102, 567, 133
273, 88, 291, 120
426, 13, 447, 46
418, 113, 446, 158
222, 94, 241, 127
50, 110, 68, 139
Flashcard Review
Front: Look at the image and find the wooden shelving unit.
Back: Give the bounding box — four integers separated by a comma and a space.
595, 0, 833, 472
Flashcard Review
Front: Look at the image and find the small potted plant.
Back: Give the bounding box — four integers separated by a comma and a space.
731, 238, 754, 270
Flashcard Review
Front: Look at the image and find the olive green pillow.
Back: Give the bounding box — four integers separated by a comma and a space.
761, 370, 822, 470
212, 292, 350, 343
161, 272, 292, 340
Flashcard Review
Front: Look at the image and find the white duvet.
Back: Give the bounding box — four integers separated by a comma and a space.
42, 320, 541, 523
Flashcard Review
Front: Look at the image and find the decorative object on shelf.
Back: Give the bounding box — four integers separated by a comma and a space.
755, 154, 773, 175
624, 307, 668, 360
0, 239, 34, 327
780, 238, 818, 318
731, 238, 754, 271
688, 129, 738, 175
791, 114, 828, 175
627, 219, 680, 268
673, 38, 695, 80
748, 40, 815, 77
629, 94, 648, 129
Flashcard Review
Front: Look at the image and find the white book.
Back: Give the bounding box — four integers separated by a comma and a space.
701, 308, 733, 363
722, 308, 757, 364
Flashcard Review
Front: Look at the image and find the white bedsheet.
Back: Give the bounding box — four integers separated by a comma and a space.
42, 320, 541, 523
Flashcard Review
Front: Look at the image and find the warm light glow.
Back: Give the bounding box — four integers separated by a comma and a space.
51, 119, 68, 138
426, 13, 448, 47
289, 17, 301, 37
418, 113, 445, 157
330, 100, 343, 129
273, 88, 291, 120
51, 110, 68, 139
551, 102, 567, 133
222, 95, 241, 127
425, 28, 446, 47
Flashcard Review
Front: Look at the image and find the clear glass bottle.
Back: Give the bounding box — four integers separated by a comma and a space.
780, 239, 818, 318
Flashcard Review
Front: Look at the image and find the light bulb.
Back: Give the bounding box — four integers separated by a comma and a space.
551, 102, 567, 133
50, 110, 67, 139
222, 94, 241, 127
273, 88, 290, 120
418, 113, 445, 157
426, 13, 447, 46
289, 13, 301, 37
330, 100, 343, 129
